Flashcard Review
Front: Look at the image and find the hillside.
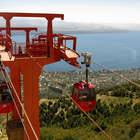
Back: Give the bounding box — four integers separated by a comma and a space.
39, 79, 140, 140
39, 80, 140, 140
38, 69, 140, 140
0, 69, 140, 140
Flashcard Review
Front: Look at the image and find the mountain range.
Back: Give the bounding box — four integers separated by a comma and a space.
1, 18, 140, 33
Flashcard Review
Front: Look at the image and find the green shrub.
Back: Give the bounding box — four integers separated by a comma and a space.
134, 103, 140, 113
55, 136, 75, 140
40, 127, 53, 140
63, 136, 75, 140
129, 128, 137, 138
129, 120, 140, 138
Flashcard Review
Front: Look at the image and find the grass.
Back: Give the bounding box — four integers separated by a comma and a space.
1, 94, 140, 140
40, 127, 99, 140
40, 120, 140, 140
97, 95, 140, 105
0, 113, 12, 140
39, 94, 140, 140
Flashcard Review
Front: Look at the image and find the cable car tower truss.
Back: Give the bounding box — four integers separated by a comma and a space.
0, 12, 81, 140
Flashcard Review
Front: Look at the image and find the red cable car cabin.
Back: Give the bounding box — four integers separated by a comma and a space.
72, 81, 96, 112
0, 82, 14, 114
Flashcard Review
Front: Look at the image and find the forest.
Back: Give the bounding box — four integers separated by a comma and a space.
39, 80, 140, 140
0, 80, 140, 139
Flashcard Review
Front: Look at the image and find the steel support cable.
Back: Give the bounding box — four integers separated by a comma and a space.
34, 61, 112, 140
0, 66, 31, 140
1, 63, 39, 140
93, 60, 140, 88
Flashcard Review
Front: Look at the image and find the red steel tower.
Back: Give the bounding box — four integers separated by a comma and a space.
0, 12, 80, 140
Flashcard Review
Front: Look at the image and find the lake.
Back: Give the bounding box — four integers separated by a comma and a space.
12, 31, 140, 71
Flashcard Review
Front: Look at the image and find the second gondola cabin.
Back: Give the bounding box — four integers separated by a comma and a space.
72, 81, 96, 112
0, 82, 14, 114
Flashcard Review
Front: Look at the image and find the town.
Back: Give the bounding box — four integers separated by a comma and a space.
39, 68, 140, 98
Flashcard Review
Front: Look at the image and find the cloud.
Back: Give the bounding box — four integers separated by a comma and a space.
0, 2, 140, 24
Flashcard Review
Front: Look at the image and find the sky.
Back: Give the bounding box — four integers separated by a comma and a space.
0, 0, 140, 24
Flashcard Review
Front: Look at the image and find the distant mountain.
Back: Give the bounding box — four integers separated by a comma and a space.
32, 21, 140, 33
108, 23, 140, 31
1, 18, 140, 33
40, 21, 127, 33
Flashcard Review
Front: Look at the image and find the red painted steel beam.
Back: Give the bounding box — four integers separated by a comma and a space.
0, 27, 37, 31
0, 27, 38, 48
4, 16, 12, 52
0, 12, 64, 20
21, 60, 41, 140
10, 65, 22, 120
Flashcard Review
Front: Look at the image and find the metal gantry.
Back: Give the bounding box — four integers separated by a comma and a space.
0, 12, 81, 140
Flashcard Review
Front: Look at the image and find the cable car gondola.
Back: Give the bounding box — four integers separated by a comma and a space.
72, 53, 96, 112
72, 81, 96, 111
0, 81, 14, 114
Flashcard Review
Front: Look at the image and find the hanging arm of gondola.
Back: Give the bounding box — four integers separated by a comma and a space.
81, 52, 92, 84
